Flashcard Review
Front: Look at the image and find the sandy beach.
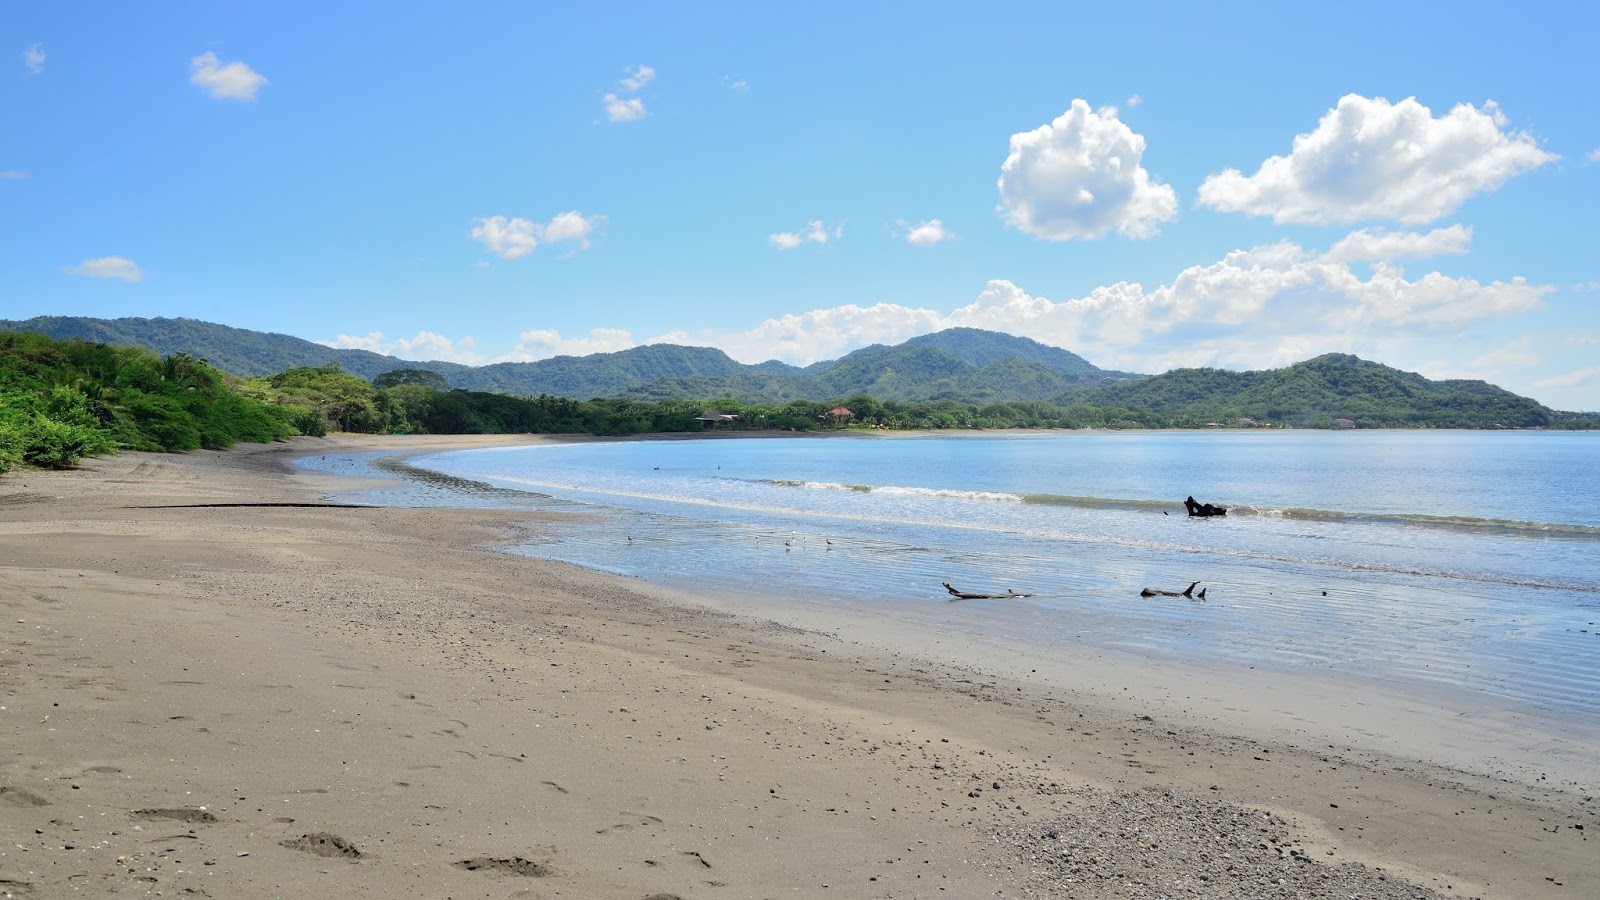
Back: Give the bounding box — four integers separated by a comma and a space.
0, 435, 1593, 899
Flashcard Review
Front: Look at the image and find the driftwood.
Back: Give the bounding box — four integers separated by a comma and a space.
1184, 495, 1228, 517
943, 582, 1034, 600
1140, 581, 1206, 600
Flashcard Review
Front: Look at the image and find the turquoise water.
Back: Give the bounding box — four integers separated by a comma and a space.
301, 431, 1600, 719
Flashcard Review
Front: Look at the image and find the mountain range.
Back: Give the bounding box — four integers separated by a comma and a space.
0, 316, 1133, 403
3, 315, 1590, 427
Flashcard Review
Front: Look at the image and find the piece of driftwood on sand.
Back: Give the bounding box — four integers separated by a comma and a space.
943, 582, 1034, 600
1140, 581, 1206, 599
1184, 495, 1227, 517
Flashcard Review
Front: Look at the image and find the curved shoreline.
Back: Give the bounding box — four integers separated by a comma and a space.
323, 434, 1600, 791
0, 434, 1593, 898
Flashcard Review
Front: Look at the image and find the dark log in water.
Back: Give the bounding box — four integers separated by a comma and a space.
944, 582, 1034, 600
1140, 581, 1205, 599
1184, 496, 1228, 517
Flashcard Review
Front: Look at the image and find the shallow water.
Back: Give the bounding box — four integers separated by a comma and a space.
299, 431, 1600, 724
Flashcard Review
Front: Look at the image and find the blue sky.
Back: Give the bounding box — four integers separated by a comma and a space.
4, 2, 1598, 409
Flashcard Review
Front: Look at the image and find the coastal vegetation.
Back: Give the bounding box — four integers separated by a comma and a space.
0, 331, 300, 473
2, 325, 1595, 475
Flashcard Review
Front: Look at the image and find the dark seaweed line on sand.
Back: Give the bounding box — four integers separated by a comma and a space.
122, 502, 372, 509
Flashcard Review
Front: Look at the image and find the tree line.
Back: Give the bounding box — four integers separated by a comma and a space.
4, 335, 1594, 477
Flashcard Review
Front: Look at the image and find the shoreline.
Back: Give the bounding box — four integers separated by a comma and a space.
1, 434, 1594, 898
327, 433, 1600, 794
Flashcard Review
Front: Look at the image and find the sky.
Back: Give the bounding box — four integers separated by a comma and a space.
3, 2, 1598, 410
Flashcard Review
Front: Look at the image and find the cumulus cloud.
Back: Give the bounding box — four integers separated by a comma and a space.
324, 331, 486, 364
1321, 225, 1473, 264
322, 326, 645, 365
23, 43, 44, 75
189, 51, 267, 101
997, 99, 1177, 240
1587, 148, 1600, 163
603, 92, 646, 122
1532, 366, 1600, 392
509, 328, 637, 360
470, 211, 601, 259
769, 220, 837, 250
620, 64, 655, 91
670, 232, 1549, 370
1126, 93, 1142, 107
904, 219, 955, 246
1467, 336, 1540, 370
64, 256, 143, 283
1198, 94, 1556, 225
333, 232, 1555, 394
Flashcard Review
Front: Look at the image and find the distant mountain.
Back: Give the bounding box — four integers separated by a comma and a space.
903, 327, 1129, 379
3, 316, 1578, 426
0, 316, 470, 381
1073, 353, 1557, 428
0, 316, 1135, 403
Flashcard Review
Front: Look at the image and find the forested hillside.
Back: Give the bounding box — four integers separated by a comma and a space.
1, 318, 1135, 403
1077, 354, 1559, 428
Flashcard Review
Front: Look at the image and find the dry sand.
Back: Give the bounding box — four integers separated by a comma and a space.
0, 435, 1593, 899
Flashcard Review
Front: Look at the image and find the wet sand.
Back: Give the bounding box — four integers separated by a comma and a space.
0, 435, 1593, 898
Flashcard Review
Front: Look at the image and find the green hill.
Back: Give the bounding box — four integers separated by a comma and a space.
1076, 353, 1557, 428
3, 317, 1587, 427
0, 315, 470, 381
1, 317, 1135, 403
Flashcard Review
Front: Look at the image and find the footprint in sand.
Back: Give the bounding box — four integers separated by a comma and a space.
282, 832, 362, 859
453, 856, 554, 877
597, 812, 663, 835
134, 807, 218, 824
0, 786, 50, 807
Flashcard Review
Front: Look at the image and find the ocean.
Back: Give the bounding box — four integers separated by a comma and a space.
298, 430, 1600, 781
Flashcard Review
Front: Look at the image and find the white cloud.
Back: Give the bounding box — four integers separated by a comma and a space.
769, 220, 835, 250
1126, 93, 1142, 107
603, 92, 646, 122
1467, 336, 1541, 370
0, 169, 28, 180
722, 75, 749, 92
23, 43, 44, 75
1198, 94, 1556, 225
1321, 225, 1473, 264
997, 99, 1177, 240
670, 233, 1550, 370
1573, 281, 1600, 293
322, 327, 642, 365
324, 331, 486, 364
1532, 366, 1600, 392
64, 256, 143, 283
904, 219, 955, 246
1587, 148, 1600, 163
470, 216, 540, 259
189, 51, 267, 101
470, 211, 601, 259
620, 65, 655, 91
509, 328, 637, 360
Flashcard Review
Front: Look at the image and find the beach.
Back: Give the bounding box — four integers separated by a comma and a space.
0, 435, 1593, 898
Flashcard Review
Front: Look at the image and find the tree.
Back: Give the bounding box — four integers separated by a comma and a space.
373, 368, 450, 391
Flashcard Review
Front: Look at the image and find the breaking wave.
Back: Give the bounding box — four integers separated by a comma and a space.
761, 480, 1600, 540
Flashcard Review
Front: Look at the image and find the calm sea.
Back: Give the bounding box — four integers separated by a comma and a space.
299, 431, 1600, 736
